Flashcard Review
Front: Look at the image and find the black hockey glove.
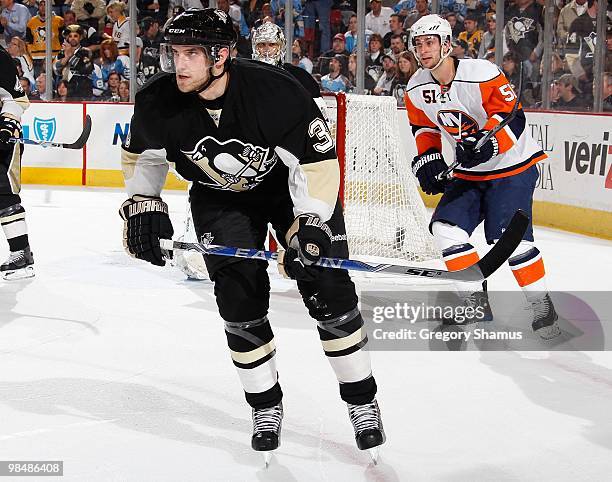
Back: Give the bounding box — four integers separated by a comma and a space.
119, 195, 174, 267
0, 115, 21, 151
456, 130, 499, 168
278, 214, 332, 281
411, 149, 448, 195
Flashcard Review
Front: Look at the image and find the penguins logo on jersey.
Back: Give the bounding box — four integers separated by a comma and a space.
182, 136, 277, 191
506, 17, 536, 43
36, 26, 47, 41
436, 110, 479, 140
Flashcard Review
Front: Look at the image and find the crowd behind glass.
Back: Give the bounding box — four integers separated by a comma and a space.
1, 0, 610, 111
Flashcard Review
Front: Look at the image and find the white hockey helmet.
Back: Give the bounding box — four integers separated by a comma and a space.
409, 14, 453, 70
251, 22, 286, 66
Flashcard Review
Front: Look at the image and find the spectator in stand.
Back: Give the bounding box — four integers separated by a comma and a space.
118, 79, 130, 102
439, 0, 467, 20
390, 50, 417, 106
32, 72, 51, 100
606, 26, 612, 74
373, 53, 396, 96
477, 13, 507, 59
269, 0, 304, 38
303, 0, 333, 55
64, 8, 102, 54
383, 13, 407, 49
320, 54, 349, 92
292, 38, 313, 73
243, 0, 266, 28
394, 0, 415, 23
345, 14, 373, 53
137, 0, 170, 25
554, 73, 588, 110
451, 38, 471, 59
106, 71, 122, 101
557, 0, 588, 47
54, 24, 94, 100
567, 0, 599, 84
136, 16, 163, 86
56, 79, 69, 101
445, 12, 464, 39
7, 37, 35, 89
347, 52, 376, 93
0, 0, 31, 44
501, 50, 534, 106
19, 77, 32, 97
603, 72, 612, 112
403, 0, 430, 29
387, 33, 406, 60
104, 1, 130, 56
366, 0, 394, 37
72, 0, 106, 31
458, 12, 483, 58
93, 39, 126, 97
318, 33, 349, 76
365, 32, 385, 85
505, 0, 544, 80
25, 0, 64, 78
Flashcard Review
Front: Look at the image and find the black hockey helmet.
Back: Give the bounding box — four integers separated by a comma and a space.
163, 8, 236, 48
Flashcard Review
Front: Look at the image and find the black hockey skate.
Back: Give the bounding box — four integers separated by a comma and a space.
1, 246, 34, 280
530, 293, 561, 340
251, 402, 283, 467
347, 399, 386, 463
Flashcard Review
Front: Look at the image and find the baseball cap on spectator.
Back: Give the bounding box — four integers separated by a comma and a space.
64, 24, 84, 39
370, 0, 382, 3
558, 74, 582, 94
381, 53, 396, 63
333, 33, 346, 42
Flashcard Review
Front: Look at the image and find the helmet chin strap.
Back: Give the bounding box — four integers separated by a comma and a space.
194, 61, 229, 94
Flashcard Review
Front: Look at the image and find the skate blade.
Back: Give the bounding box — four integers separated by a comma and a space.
263, 451, 273, 468
368, 447, 380, 465
2, 266, 35, 281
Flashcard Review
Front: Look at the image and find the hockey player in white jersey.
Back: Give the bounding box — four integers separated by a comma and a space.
405, 15, 560, 340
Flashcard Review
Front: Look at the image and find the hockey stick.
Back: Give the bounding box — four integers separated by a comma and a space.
436, 64, 524, 181
9, 114, 92, 149
160, 210, 528, 283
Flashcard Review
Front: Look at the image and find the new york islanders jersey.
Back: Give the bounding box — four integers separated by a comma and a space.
405, 58, 546, 181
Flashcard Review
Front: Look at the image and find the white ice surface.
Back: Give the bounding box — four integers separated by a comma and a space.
1, 186, 612, 482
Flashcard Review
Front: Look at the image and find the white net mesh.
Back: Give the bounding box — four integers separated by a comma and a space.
325, 94, 440, 263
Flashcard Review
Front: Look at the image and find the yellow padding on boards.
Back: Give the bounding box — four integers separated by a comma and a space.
22, 168, 188, 191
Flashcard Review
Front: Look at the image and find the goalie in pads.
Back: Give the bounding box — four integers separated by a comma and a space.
119, 9, 385, 461
405, 15, 560, 340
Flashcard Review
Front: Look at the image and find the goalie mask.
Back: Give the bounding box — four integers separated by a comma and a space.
409, 14, 453, 71
160, 8, 236, 91
251, 22, 286, 66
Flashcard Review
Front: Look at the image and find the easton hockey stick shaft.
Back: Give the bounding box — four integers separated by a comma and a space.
8, 114, 92, 149
436, 64, 524, 181
161, 210, 528, 283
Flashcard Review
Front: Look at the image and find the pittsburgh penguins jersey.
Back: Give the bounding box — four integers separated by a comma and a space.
0, 45, 30, 121
122, 58, 339, 222
405, 58, 545, 181
25, 14, 64, 59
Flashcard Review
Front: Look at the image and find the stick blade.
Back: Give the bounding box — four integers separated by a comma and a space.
63, 114, 92, 149
477, 210, 529, 279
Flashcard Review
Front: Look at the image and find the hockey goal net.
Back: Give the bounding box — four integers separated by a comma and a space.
324, 93, 439, 263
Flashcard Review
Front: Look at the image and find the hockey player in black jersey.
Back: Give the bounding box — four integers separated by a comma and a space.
0, 45, 34, 280
119, 9, 385, 461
